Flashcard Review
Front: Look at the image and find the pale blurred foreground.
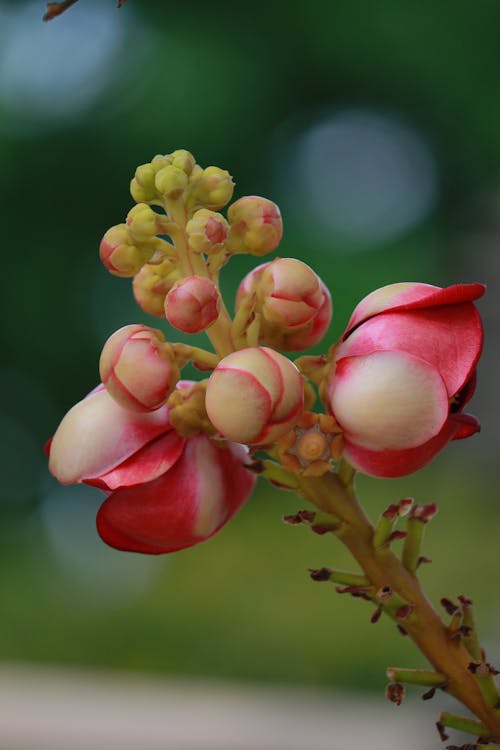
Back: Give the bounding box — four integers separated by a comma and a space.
0, 664, 445, 750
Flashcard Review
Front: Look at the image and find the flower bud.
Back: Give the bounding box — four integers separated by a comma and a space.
205, 347, 304, 445
165, 276, 220, 334
155, 165, 189, 199
130, 163, 158, 203
186, 209, 229, 254
99, 324, 180, 412
191, 166, 234, 210
132, 259, 179, 317
126, 203, 160, 241
227, 196, 283, 256
236, 259, 332, 350
170, 149, 196, 176
99, 224, 146, 277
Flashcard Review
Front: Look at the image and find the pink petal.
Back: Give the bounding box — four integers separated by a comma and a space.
338, 303, 483, 397
85, 430, 186, 491
345, 282, 485, 337
330, 351, 449, 451
96, 436, 256, 554
342, 416, 464, 478
49, 387, 171, 485
450, 413, 480, 440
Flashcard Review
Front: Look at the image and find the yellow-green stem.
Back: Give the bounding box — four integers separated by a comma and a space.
297, 471, 500, 742
164, 200, 235, 357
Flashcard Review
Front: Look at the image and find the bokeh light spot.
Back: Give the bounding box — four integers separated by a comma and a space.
0, 0, 132, 131
40, 482, 164, 606
277, 108, 439, 249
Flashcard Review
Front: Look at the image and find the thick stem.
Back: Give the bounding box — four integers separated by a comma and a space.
297, 472, 500, 742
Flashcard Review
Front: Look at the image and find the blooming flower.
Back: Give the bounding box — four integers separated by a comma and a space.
48, 384, 256, 553
327, 282, 485, 477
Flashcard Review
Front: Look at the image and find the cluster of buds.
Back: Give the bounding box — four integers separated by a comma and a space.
48, 149, 485, 557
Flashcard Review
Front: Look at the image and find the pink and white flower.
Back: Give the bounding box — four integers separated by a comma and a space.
327, 282, 485, 477
48, 384, 255, 554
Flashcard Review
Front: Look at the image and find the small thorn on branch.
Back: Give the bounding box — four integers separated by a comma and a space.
441, 597, 459, 615
44, 0, 127, 21
396, 603, 415, 620
437, 722, 450, 742
308, 567, 332, 582
422, 687, 436, 700
417, 555, 432, 568
410, 501, 439, 523
386, 682, 405, 706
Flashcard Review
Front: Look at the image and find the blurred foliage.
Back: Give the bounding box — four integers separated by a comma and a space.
0, 0, 498, 690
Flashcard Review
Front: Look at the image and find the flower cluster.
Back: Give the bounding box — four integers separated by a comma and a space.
48, 149, 485, 555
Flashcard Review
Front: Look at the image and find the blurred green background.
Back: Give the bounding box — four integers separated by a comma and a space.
0, 0, 498, 694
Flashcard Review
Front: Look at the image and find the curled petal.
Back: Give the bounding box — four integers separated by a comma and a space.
342, 415, 471, 478
338, 304, 483, 397
450, 413, 480, 441
345, 282, 485, 337
329, 351, 449, 451
96, 436, 256, 554
48, 387, 171, 485
86, 430, 186, 491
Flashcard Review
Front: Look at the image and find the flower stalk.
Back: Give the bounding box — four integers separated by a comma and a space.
296, 470, 500, 742
47, 148, 494, 746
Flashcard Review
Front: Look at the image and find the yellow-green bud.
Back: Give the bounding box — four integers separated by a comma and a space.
151, 154, 173, 171
99, 224, 146, 277
227, 196, 283, 256
155, 165, 189, 200
130, 163, 157, 203
126, 203, 159, 241
186, 209, 229, 254
170, 149, 196, 176
191, 166, 234, 210
133, 259, 179, 317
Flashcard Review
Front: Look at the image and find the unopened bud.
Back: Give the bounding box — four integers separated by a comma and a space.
155, 165, 189, 200
130, 163, 157, 203
205, 347, 304, 445
126, 203, 160, 241
165, 276, 220, 334
186, 209, 229, 254
99, 224, 147, 277
170, 149, 196, 176
227, 196, 283, 256
236, 258, 332, 350
99, 324, 180, 412
191, 166, 234, 210
132, 259, 179, 317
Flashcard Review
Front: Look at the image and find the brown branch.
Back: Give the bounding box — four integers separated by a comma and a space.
297, 471, 500, 743
43, 0, 127, 21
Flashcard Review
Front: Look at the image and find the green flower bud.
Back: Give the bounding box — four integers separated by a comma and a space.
126, 203, 159, 241
190, 166, 234, 210
130, 163, 157, 203
186, 209, 229, 254
170, 149, 196, 176
155, 165, 189, 200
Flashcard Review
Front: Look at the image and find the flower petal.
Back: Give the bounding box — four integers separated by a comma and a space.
329, 351, 449, 450
49, 387, 171, 485
86, 430, 186, 491
342, 413, 474, 478
344, 282, 485, 337
96, 436, 256, 554
338, 303, 483, 397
